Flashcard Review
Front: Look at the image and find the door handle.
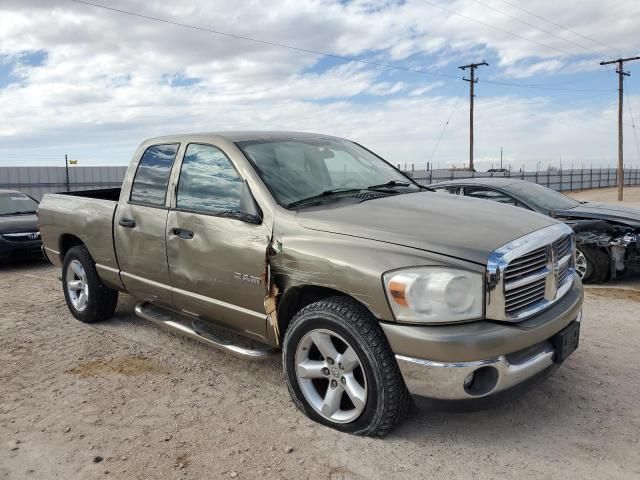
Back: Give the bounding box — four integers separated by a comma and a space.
118, 218, 136, 228
171, 227, 194, 239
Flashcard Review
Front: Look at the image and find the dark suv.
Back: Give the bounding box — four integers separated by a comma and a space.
0, 190, 42, 261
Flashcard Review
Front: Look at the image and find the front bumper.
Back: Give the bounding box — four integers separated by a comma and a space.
384, 274, 583, 401
397, 320, 577, 401
0, 237, 43, 259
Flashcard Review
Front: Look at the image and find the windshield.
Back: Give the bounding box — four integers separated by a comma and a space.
235, 137, 418, 206
503, 182, 580, 211
0, 193, 39, 215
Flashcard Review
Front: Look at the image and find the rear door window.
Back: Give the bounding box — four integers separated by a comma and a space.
130, 144, 180, 206
175, 143, 243, 215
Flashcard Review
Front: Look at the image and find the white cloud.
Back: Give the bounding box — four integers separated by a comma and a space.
0, 0, 639, 169
409, 81, 446, 96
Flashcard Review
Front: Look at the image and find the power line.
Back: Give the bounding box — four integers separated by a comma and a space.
481, 79, 611, 92
427, 85, 466, 165
467, 0, 603, 57
69, 0, 611, 94
69, 0, 461, 80
626, 85, 640, 165
497, 0, 620, 54
418, 0, 574, 57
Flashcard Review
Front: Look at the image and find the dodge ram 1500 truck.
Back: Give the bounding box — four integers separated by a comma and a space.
39, 132, 583, 436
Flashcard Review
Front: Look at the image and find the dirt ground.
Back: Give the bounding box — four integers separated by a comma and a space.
569, 186, 640, 208
3, 186, 640, 479
1, 260, 639, 480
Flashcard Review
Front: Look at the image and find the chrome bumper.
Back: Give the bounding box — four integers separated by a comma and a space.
396, 313, 580, 400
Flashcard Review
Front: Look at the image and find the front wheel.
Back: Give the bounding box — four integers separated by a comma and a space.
576, 245, 609, 283
282, 296, 409, 437
62, 245, 118, 323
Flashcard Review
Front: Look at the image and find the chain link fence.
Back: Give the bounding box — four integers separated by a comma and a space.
404, 167, 640, 191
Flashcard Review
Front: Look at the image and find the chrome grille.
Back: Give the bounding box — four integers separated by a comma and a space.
556, 235, 571, 259
504, 246, 547, 282
505, 276, 546, 315
557, 258, 570, 286
486, 224, 576, 322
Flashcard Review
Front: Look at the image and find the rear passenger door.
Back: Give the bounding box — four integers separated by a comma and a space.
114, 143, 179, 306
165, 143, 270, 341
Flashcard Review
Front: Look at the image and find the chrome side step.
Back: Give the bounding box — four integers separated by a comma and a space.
134, 302, 277, 361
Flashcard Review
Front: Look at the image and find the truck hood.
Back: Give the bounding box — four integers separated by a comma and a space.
553, 202, 640, 229
0, 214, 39, 234
296, 192, 557, 265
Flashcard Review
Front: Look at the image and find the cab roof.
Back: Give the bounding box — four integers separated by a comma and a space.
143, 131, 341, 145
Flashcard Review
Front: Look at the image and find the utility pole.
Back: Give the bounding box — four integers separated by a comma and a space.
459, 61, 488, 172
600, 56, 640, 201
65, 154, 70, 192
500, 146, 503, 170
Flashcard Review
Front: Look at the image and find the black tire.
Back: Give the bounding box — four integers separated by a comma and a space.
282, 296, 409, 437
577, 245, 610, 283
62, 245, 118, 323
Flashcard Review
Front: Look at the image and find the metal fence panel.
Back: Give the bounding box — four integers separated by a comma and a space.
406, 167, 640, 192
0, 166, 127, 200
1, 165, 639, 201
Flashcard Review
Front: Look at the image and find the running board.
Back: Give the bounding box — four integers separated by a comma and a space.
134, 302, 277, 361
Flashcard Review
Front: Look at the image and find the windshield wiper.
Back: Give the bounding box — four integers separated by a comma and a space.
367, 180, 412, 190
287, 188, 363, 208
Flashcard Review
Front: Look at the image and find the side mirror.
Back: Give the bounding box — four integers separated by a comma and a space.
239, 180, 263, 224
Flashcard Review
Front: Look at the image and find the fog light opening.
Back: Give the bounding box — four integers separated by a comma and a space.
464, 372, 475, 389
463, 366, 499, 397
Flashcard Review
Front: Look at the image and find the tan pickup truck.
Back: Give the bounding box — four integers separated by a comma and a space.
38, 132, 583, 436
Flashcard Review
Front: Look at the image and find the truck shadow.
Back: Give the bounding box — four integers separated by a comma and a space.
99, 294, 284, 381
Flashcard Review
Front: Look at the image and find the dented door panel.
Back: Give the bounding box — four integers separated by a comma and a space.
166, 210, 270, 340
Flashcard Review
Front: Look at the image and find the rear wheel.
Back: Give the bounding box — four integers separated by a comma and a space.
576, 245, 609, 283
62, 245, 118, 323
282, 296, 409, 437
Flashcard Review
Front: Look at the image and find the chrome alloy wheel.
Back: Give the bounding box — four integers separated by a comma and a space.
295, 329, 367, 424
66, 259, 89, 311
575, 249, 588, 279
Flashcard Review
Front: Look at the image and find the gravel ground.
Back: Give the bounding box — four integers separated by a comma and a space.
2, 260, 639, 480
569, 186, 640, 207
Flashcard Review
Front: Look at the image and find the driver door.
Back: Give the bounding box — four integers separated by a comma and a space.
166, 143, 270, 341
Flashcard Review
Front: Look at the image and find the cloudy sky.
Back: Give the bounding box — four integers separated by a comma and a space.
1, 0, 639, 170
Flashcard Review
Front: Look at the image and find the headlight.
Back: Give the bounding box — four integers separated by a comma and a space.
383, 267, 483, 324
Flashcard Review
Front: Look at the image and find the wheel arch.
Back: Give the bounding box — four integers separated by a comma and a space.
59, 233, 86, 260
276, 285, 376, 345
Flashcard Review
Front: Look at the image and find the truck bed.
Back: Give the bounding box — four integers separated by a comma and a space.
38, 191, 121, 283
58, 187, 121, 202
